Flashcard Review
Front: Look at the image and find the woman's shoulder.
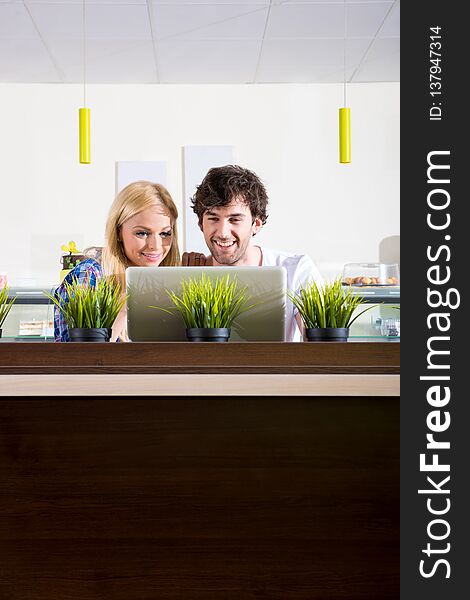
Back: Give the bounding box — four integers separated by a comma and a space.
82, 246, 103, 262
62, 258, 102, 287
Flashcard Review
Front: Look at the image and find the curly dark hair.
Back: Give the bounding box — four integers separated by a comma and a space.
191, 165, 269, 226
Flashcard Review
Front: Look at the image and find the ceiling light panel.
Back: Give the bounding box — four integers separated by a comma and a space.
378, 2, 400, 38
47, 39, 157, 83
0, 3, 39, 39
256, 38, 370, 82
346, 2, 394, 38
256, 63, 357, 84
0, 38, 60, 82
150, 4, 268, 40
157, 39, 262, 83
150, 0, 270, 4
24, 0, 147, 4
266, 2, 394, 39
353, 38, 400, 82
26, 4, 152, 40
279, 0, 389, 4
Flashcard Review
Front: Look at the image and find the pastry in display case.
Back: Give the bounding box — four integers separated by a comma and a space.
342, 263, 399, 286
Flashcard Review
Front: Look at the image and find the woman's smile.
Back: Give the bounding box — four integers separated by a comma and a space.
140, 251, 162, 263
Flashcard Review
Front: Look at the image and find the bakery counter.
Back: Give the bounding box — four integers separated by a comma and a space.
0, 341, 399, 396
0, 341, 399, 598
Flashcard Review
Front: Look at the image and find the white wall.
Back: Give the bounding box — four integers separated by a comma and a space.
0, 82, 399, 286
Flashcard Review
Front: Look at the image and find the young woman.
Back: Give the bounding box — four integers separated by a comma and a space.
54, 181, 180, 342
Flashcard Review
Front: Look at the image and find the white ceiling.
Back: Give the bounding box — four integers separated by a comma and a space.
0, 0, 400, 83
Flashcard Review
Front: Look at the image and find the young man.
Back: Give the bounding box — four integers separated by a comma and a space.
182, 164, 324, 341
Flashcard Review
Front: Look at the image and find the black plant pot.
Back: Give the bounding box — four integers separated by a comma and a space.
305, 327, 350, 342
186, 327, 231, 342
0, 328, 2, 339
61, 254, 86, 270
69, 328, 112, 342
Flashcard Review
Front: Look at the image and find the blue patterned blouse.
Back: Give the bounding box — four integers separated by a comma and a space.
54, 258, 102, 342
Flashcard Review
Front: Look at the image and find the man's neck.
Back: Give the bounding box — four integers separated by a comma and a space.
211, 245, 262, 267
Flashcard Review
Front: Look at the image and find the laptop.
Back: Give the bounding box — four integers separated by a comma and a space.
126, 266, 287, 341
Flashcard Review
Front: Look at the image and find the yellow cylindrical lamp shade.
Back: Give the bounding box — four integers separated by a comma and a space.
339, 107, 351, 164
79, 108, 91, 164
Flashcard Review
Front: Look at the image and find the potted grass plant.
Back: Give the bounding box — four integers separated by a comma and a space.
46, 277, 125, 342
0, 285, 16, 339
288, 278, 374, 342
152, 273, 255, 342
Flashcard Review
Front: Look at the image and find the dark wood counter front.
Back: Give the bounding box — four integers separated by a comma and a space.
0, 343, 399, 599
0, 340, 399, 374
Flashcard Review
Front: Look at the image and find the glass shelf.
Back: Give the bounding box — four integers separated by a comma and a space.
0, 336, 54, 342
1, 287, 55, 340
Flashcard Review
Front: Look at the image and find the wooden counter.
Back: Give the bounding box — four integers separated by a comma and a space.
0, 342, 399, 599
0, 341, 399, 396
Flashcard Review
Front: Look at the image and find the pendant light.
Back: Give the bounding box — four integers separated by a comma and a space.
79, 0, 90, 164
339, 0, 351, 163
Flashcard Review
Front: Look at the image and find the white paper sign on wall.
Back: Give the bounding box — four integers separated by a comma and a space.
182, 146, 234, 253
115, 161, 167, 194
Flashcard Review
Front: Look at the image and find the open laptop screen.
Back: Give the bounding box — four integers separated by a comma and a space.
126, 266, 286, 342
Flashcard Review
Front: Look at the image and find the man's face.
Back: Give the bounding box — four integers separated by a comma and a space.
200, 198, 262, 265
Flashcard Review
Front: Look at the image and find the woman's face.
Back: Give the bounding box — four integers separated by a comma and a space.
120, 206, 173, 267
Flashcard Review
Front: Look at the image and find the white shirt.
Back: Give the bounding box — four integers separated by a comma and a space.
260, 247, 324, 342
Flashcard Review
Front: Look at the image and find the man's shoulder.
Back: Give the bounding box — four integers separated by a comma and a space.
260, 247, 313, 268
260, 246, 323, 287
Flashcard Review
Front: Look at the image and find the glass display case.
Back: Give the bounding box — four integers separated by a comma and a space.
0, 288, 55, 341
347, 285, 400, 339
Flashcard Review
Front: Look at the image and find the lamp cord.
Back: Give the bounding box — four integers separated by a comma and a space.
343, 0, 346, 107
83, 0, 87, 107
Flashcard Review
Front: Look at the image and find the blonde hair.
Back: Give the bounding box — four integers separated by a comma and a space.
101, 181, 180, 340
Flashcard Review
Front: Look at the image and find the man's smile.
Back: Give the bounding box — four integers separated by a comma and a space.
213, 240, 236, 248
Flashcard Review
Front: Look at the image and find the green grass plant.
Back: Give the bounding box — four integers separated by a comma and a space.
0, 285, 16, 328
152, 273, 255, 329
288, 278, 374, 329
46, 277, 126, 330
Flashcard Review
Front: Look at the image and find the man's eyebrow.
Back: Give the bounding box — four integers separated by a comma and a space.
206, 211, 246, 218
